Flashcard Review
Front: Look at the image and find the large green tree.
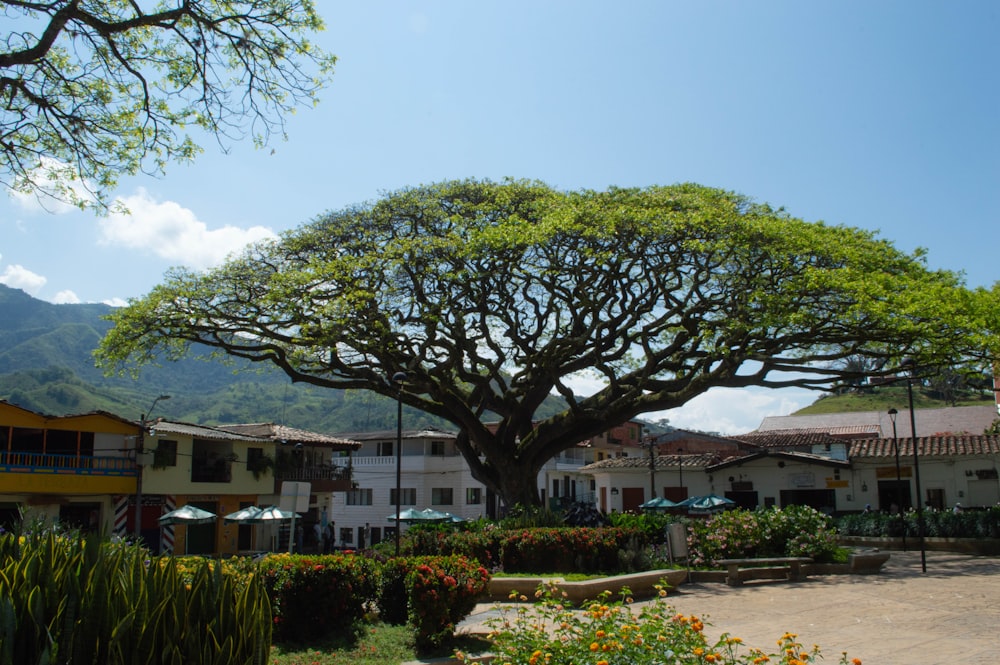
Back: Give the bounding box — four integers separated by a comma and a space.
96, 180, 997, 506
1, 0, 334, 210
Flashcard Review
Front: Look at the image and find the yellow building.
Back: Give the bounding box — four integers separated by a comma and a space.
0, 400, 138, 532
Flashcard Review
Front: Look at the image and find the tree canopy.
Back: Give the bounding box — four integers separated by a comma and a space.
96, 179, 998, 506
1, 0, 335, 210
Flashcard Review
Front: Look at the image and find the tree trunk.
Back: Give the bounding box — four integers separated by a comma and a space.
490, 459, 543, 508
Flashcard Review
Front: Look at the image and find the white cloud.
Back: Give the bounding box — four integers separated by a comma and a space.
51, 290, 81, 304
8, 157, 95, 214
98, 188, 278, 271
0, 264, 47, 296
103, 297, 128, 307
562, 372, 815, 436
652, 387, 816, 435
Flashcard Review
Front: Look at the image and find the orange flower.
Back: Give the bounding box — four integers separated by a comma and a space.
852, 660, 862, 665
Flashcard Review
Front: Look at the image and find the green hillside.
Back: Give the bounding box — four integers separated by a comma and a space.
794, 384, 996, 415
0, 284, 566, 432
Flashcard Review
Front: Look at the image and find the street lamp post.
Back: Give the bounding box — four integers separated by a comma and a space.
647, 433, 657, 499
135, 394, 170, 540
391, 372, 407, 556
888, 408, 906, 551
903, 364, 927, 573
677, 447, 684, 497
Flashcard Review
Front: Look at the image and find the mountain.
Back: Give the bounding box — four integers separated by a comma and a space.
0, 285, 574, 433
0, 285, 434, 430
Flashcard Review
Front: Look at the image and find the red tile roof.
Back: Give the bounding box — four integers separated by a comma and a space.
849, 435, 1000, 459
732, 430, 847, 448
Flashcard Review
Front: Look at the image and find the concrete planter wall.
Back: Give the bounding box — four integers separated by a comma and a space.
486, 569, 688, 603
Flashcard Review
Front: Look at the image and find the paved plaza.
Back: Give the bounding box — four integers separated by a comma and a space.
449, 550, 1000, 665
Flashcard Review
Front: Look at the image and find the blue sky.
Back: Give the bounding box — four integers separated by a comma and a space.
2, 2, 997, 433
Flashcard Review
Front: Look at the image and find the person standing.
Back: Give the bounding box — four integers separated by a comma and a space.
324, 521, 335, 553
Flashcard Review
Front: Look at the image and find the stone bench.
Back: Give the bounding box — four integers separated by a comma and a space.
716, 557, 813, 587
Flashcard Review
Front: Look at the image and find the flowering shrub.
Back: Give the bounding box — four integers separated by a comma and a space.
499, 527, 643, 573
405, 555, 491, 650
375, 555, 491, 647
687, 510, 765, 566
258, 553, 380, 643
475, 583, 861, 665
758, 505, 839, 559
687, 507, 840, 566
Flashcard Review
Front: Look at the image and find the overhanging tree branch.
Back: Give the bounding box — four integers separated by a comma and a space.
1, 0, 335, 210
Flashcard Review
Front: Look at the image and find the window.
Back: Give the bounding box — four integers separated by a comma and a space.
191, 439, 232, 483
339, 527, 353, 545
377, 441, 394, 457
430, 440, 446, 456
346, 488, 373, 505
246, 447, 270, 476
390, 488, 416, 505
466, 487, 481, 505
152, 440, 178, 467
431, 487, 453, 505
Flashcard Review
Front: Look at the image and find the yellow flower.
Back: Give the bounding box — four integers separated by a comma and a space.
589, 643, 599, 652
595, 630, 606, 638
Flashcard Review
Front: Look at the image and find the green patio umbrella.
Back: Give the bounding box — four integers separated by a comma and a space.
639, 496, 679, 511
387, 508, 451, 522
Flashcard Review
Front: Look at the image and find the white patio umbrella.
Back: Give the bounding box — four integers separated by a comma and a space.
158, 505, 216, 526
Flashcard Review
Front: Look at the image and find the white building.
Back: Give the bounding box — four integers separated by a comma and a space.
325, 420, 650, 546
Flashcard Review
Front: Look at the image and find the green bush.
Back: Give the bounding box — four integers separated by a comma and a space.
0, 532, 271, 665
397, 526, 500, 569
836, 506, 1000, 539
258, 553, 380, 643
376, 557, 410, 625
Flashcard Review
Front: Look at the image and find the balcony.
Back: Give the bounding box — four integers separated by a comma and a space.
0, 451, 134, 476
274, 464, 351, 492
0, 451, 136, 495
